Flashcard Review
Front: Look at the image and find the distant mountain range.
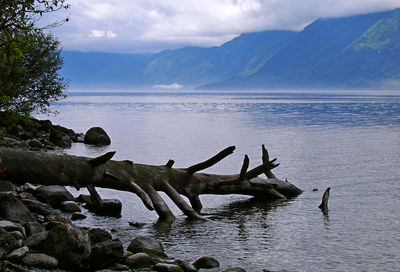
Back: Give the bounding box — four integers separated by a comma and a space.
61, 8, 400, 90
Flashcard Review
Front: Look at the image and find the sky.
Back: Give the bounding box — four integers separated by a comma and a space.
46, 0, 400, 53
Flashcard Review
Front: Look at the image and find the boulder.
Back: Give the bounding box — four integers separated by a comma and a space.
20, 198, 52, 216
22, 253, 59, 269
71, 212, 87, 221
1, 260, 30, 272
6, 246, 29, 262
154, 263, 184, 272
192, 256, 220, 270
0, 192, 36, 223
84, 127, 111, 145
0, 227, 19, 259
59, 200, 81, 213
49, 128, 72, 148
28, 139, 43, 148
35, 185, 74, 206
125, 252, 154, 269
173, 259, 197, 272
89, 228, 112, 245
23, 221, 45, 237
86, 198, 122, 217
89, 238, 124, 269
24, 231, 48, 249
223, 267, 247, 272
127, 236, 167, 258
42, 223, 91, 269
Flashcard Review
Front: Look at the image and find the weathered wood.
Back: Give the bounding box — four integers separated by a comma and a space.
0, 146, 302, 221
319, 187, 330, 211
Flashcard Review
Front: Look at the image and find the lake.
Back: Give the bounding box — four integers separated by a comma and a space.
36, 90, 400, 271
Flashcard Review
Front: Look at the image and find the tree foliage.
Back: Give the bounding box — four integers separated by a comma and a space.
0, 0, 69, 115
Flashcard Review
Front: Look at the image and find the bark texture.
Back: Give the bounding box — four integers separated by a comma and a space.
0, 146, 302, 220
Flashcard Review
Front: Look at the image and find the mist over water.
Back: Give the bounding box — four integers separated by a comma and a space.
37, 91, 400, 271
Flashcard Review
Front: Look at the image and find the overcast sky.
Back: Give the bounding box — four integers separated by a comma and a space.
47, 0, 400, 53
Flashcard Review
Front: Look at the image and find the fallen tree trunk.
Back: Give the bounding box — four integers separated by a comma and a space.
0, 145, 302, 221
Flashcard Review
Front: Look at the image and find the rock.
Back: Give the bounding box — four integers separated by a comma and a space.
22, 253, 58, 269
23, 221, 45, 237
42, 223, 91, 269
45, 212, 71, 225
24, 231, 48, 249
0, 220, 25, 235
1, 260, 30, 272
154, 263, 184, 272
0, 180, 15, 192
89, 238, 124, 269
173, 259, 197, 272
28, 139, 43, 148
49, 128, 72, 148
0, 193, 36, 223
35, 185, 74, 206
127, 236, 167, 258
84, 127, 111, 145
89, 228, 112, 245
0, 227, 19, 259
20, 198, 52, 216
104, 263, 130, 271
9, 230, 24, 240
6, 246, 29, 262
193, 256, 220, 270
71, 212, 87, 221
86, 198, 122, 217
125, 252, 154, 269
59, 200, 81, 212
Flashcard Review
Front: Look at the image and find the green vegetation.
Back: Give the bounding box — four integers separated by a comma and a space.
0, 0, 69, 116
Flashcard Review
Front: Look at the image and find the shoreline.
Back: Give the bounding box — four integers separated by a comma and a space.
0, 114, 247, 272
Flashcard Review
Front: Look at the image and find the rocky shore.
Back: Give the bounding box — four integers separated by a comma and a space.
0, 114, 246, 272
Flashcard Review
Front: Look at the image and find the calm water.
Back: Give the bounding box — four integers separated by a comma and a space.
37, 91, 400, 271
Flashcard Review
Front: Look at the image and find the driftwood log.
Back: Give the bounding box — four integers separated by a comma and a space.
0, 145, 302, 221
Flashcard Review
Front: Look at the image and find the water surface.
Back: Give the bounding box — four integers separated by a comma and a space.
37, 91, 400, 271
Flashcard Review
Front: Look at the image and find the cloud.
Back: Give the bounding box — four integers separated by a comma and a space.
47, 0, 400, 53
89, 30, 117, 38
152, 83, 183, 90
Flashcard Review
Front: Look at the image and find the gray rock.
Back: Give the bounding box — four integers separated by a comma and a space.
1, 260, 30, 272
59, 200, 81, 212
193, 256, 220, 270
86, 198, 122, 217
8, 230, 24, 240
42, 223, 91, 269
173, 259, 197, 272
24, 231, 48, 249
49, 128, 72, 148
127, 236, 167, 259
23, 221, 45, 237
84, 127, 111, 145
71, 212, 87, 221
0, 193, 36, 223
89, 228, 112, 245
0, 180, 15, 192
89, 238, 124, 269
21, 198, 52, 216
154, 263, 184, 272
35, 185, 74, 206
125, 252, 153, 269
6, 246, 29, 262
29, 139, 43, 148
0, 227, 19, 259
22, 253, 58, 269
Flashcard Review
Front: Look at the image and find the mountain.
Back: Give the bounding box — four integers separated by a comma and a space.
142, 30, 297, 87
201, 9, 400, 90
61, 8, 400, 90
61, 51, 154, 90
